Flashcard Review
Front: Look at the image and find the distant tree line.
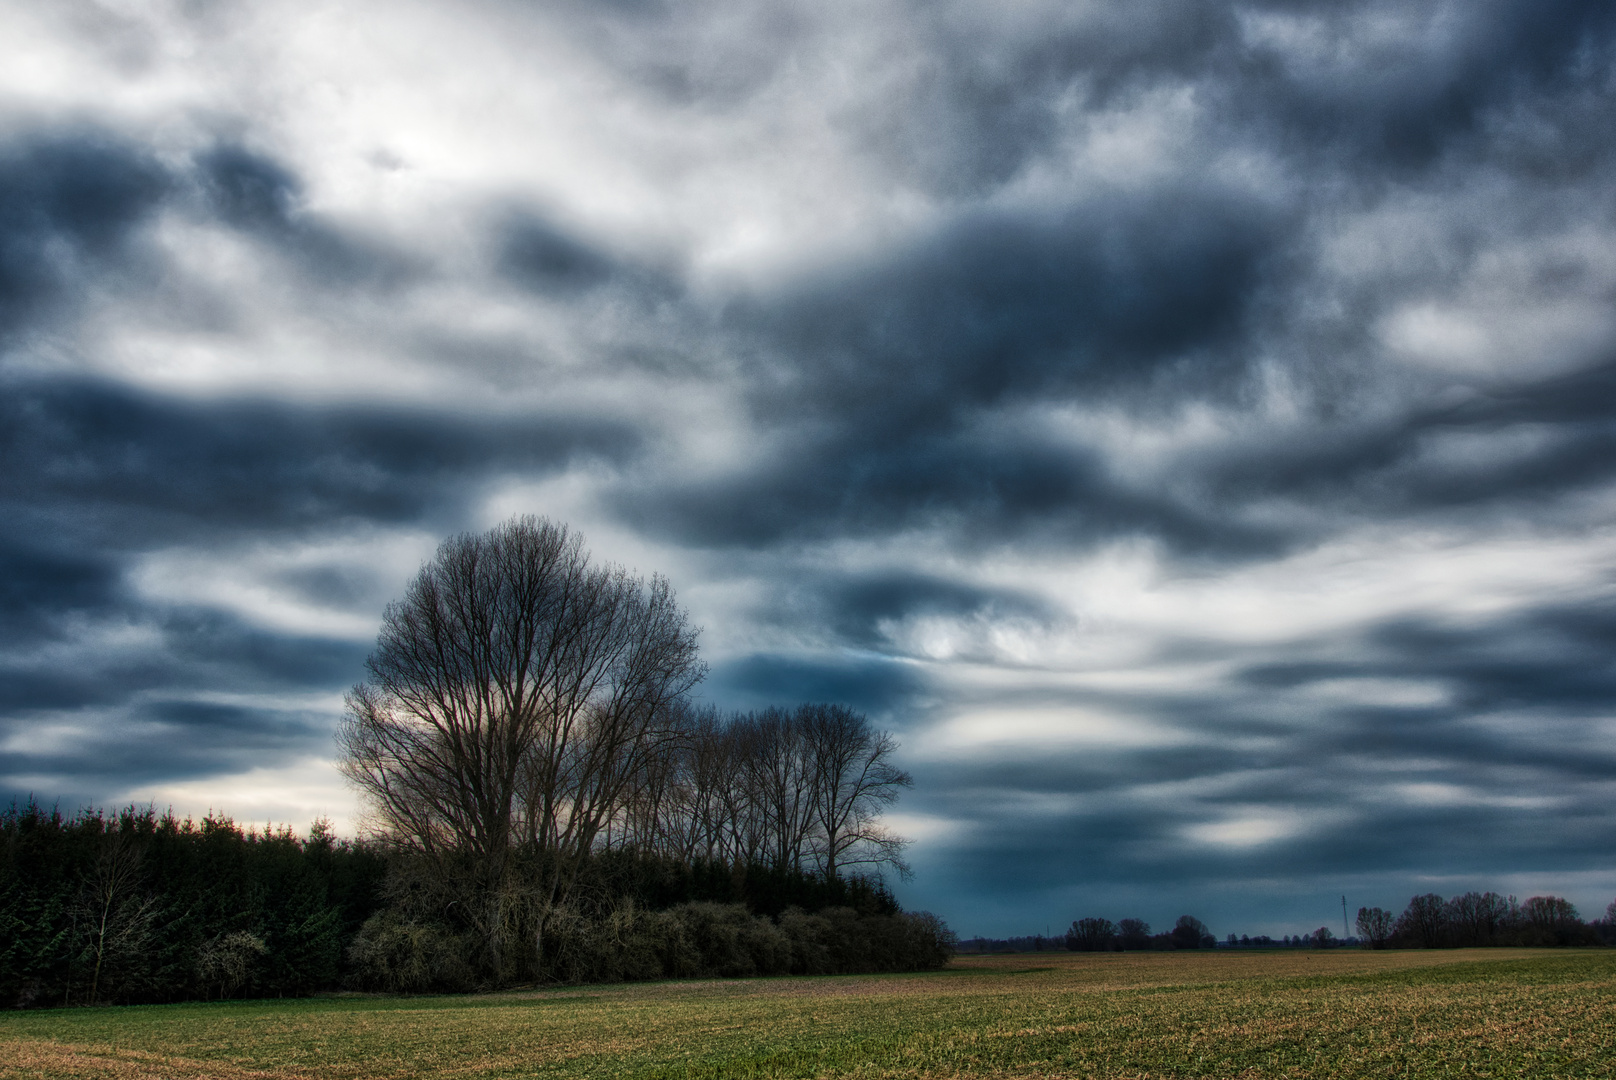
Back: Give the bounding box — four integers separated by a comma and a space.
1355, 892, 1614, 949
1223, 931, 1344, 948
956, 933, 1068, 954
1063, 915, 1216, 951
1057, 892, 1616, 957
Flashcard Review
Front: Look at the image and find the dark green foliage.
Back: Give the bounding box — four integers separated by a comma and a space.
4, 802, 949, 1006
344, 911, 475, 993
0, 800, 387, 1007
341, 894, 953, 993
568, 848, 901, 919
538, 903, 952, 987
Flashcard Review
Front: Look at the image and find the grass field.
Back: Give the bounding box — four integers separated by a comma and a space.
2, 948, 1613, 1079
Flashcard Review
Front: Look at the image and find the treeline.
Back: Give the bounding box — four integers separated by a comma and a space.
1356, 892, 1616, 948
0, 801, 954, 1007
0, 803, 384, 1008
957, 934, 1068, 954
591, 703, 913, 880
1224, 932, 1344, 948
337, 518, 950, 989
1064, 916, 1216, 951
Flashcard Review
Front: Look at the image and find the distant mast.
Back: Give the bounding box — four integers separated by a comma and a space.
1342, 895, 1349, 939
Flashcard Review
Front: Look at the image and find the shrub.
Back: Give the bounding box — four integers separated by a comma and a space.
195, 931, 267, 999
345, 912, 473, 993
894, 911, 957, 969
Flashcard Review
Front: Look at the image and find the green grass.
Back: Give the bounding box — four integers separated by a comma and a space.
3, 949, 1613, 1078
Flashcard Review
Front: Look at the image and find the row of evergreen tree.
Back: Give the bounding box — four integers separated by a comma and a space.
0, 801, 954, 1008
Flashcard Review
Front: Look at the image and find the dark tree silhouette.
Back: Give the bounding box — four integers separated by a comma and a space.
1066, 917, 1118, 951
1396, 893, 1448, 948
1521, 895, 1588, 946
1444, 892, 1514, 947
1117, 918, 1151, 950
1356, 906, 1394, 948
1171, 915, 1212, 950
339, 515, 704, 979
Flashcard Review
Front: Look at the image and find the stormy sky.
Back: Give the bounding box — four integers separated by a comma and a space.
4, 0, 1616, 938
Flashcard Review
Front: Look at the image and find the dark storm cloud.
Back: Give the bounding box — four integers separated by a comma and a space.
4, 698, 336, 798
1234, 0, 1616, 173
500, 215, 619, 294
0, 538, 121, 644
626, 189, 1285, 550
0, 611, 367, 808
704, 652, 925, 718
626, 426, 1283, 554
742, 190, 1276, 416
0, 372, 640, 789
571, 0, 1616, 194
0, 376, 641, 546
1193, 359, 1616, 521
0, 609, 367, 725
0, 130, 418, 351
0, 123, 659, 811
615, 0, 1616, 575
0, 371, 641, 804
0, 132, 169, 336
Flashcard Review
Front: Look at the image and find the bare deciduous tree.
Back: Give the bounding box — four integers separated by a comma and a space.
743, 708, 820, 873
79, 831, 159, 1003
1066, 916, 1118, 951
802, 704, 913, 880
339, 516, 704, 978
1395, 893, 1448, 948
1443, 891, 1515, 947
1355, 905, 1394, 949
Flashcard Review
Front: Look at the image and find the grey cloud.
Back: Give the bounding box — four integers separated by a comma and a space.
3, 698, 334, 800
0, 376, 642, 545
1235, 0, 1616, 173
1, 602, 370, 807
0, 132, 421, 344
0, 538, 122, 644
703, 652, 925, 719
0, 132, 169, 336
624, 428, 1283, 554
501, 216, 618, 294
1194, 363, 1616, 524
896, 578, 1616, 927
737, 189, 1278, 417
197, 144, 418, 288
621, 189, 1286, 550
201, 144, 300, 231
820, 572, 1058, 650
